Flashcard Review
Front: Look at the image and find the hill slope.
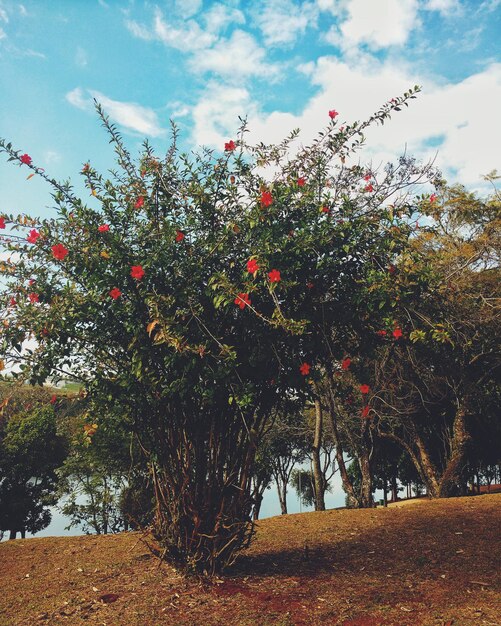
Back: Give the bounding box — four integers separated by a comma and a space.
1, 494, 500, 626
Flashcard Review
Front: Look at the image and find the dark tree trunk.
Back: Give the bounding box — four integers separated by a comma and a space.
358, 420, 374, 508
312, 399, 326, 511
359, 452, 373, 508
437, 402, 471, 497
391, 474, 398, 502
326, 391, 358, 507
383, 476, 388, 507
9, 530, 16, 540
253, 492, 263, 521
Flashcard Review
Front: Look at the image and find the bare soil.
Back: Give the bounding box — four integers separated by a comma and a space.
0, 494, 500, 626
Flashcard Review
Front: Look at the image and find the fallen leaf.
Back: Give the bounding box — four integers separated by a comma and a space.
99, 593, 119, 604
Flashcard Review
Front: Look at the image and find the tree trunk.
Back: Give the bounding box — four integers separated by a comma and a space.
383, 476, 388, 507
437, 402, 470, 497
358, 450, 373, 508
253, 492, 263, 521
312, 399, 326, 511
326, 392, 358, 507
379, 431, 440, 497
354, 419, 374, 508
413, 433, 440, 497
9, 530, 16, 540
391, 474, 398, 502
276, 481, 288, 514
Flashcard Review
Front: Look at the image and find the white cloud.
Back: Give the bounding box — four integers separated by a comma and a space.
424, 0, 460, 14
175, 0, 203, 19
66, 88, 166, 138
125, 19, 153, 40
337, 0, 419, 50
252, 0, 318, 46
203, 3, 245, 34
44, 151, 61, 164
0, 26, 6, 40
0, 6, 8, 22
243, 55, 501, 187
89, 91, 166, 138
190, 29, 279, 79
477, 0, 501, 11
126, 8, 217, 50
66, 86, 92, 111
191, 81, 258, 148
153, 8, 216, 51
19, 4, 27, 16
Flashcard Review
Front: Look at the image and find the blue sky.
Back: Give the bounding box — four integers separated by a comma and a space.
1, 0, 500, 220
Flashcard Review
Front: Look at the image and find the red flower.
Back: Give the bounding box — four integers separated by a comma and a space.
20, 153, 32, 165
246, 259, 259, 274
224, 140, 236, 151
134, 196, 144, 209
28, 293, 39, 303
321, 206, 330, 214
376, 330, 387, 336
388, 264, 396, 274
364, 173, 371, 181
393, 327, 403, 339
175, 230, 185, 242
260, 191, 273, 207
234, 292, 251, 309
360, 384, 370, 395
306, 282, 314, 289
98, 224, 110, 232
9, 297, 16, 307
51, 244, 69, 260
109, 288, 122, 300
268, 269, 281, 283
297, 177, 306, 187
50, 394, 57, 405
299, 362, 311, 376
27, 229, 41, 243
361, 405, 370, 418
430, 193, 437, 203
328, 110, 339, 119
341, 358, 351, 371
365, 184, 374, 193
0, 217, 5, 229
130, 265, 145, 280
28, 279, 35, 286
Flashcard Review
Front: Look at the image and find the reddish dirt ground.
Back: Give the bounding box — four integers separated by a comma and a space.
0, 493, 500, 626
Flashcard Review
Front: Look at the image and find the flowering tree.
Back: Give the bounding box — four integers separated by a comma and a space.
0, 87, 435, 570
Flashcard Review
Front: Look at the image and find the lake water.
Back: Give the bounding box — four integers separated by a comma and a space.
12, 473, 350, 539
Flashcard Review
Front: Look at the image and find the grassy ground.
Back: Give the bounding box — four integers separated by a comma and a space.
0, 494, 499, 626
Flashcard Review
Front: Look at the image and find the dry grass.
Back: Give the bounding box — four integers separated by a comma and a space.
1, 494, 500, 626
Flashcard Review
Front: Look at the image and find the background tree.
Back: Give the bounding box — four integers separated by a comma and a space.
0, 397, 65, 539
373, 184, 500, 497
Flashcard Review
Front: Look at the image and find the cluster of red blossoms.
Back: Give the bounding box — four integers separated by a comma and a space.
234, 292, 251, 310
260, 191, 273, 207
234, 259, 283, 310
51, 244, 69, 261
